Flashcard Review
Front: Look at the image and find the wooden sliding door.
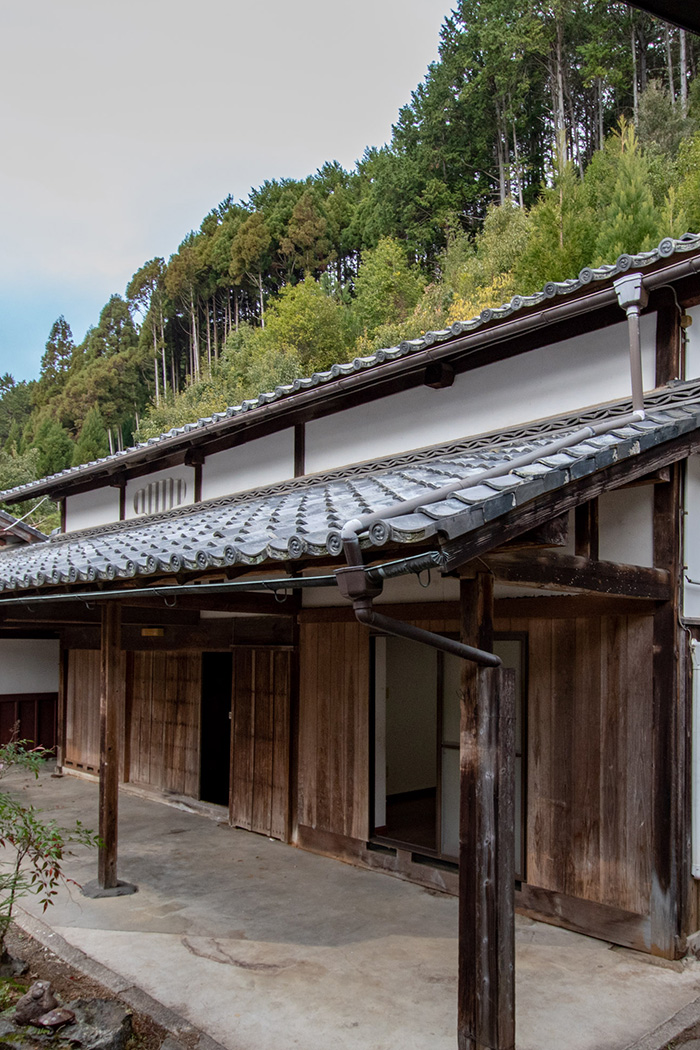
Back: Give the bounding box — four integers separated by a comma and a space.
230, 648, 291, 841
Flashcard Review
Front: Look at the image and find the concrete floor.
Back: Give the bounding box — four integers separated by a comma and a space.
4, 766, 700, 1050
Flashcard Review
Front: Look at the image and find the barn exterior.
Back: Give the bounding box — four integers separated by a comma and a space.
4, 236, 700, 1046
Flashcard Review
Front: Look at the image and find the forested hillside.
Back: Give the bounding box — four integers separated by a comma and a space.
3, 0, 700, 533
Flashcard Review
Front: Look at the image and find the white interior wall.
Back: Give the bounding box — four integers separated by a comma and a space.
685, 305, 700, 380
0, 639, 59, 693
597, 485, 654, 567
65, 488, 120, 532
126, 463, 194, 520
202, 430, 295, 501
385, 637, 437, 795
305, 317, 655, 474
374, 637, 387, 829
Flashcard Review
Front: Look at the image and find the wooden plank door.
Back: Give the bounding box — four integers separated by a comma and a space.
230, 649, 291, 841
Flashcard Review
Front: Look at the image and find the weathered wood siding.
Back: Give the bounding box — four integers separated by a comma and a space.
128, 651, 201, 796
64, 649, 102, 773
297, 620, 370, 841
230, 649, 291, 840
500, 613, 654, 916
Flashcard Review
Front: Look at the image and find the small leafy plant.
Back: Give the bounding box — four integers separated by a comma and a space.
0, 730, 98, 954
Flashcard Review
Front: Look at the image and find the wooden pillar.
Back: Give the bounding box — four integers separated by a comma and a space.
99, 602, 121, 889
651, 462, 685, 956
459, 573, 516, 1050
55, 643, 67, 772
83, 603, 136, 898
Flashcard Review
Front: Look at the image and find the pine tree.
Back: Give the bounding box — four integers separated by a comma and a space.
593, 120, 662, 263
72, 406, 109, 467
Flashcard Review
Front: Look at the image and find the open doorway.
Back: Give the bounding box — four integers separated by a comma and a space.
200, 652, 232, 805
373, 634, 526, 876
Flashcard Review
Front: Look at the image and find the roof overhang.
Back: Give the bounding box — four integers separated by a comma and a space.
1, 384, 700, 601
619, 0, 700, 34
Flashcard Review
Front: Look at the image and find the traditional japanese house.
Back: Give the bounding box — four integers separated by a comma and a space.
3, 236, 700, 1046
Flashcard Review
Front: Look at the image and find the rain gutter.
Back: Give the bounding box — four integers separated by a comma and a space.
0, 551, 444, 609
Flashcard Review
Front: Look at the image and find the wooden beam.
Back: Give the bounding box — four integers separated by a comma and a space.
459, 574, 515, 1050
494, 595, 660, 620
483, 550, 671, 600
99, 602, 121, 889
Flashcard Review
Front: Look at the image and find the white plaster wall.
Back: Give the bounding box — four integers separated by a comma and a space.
685, 305, 700, 381
65, 488, 120, 532
0, 639, 59, 693
598, 485, 654, 567
685, 454, 700, 620
201, 430, 295, 501
305, 317, 656, 474
385, 636, 437, 794
126, 463, 194, 520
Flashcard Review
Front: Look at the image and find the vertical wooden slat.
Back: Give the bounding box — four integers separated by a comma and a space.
231, 649, 254, 830
98, 603, 121, 890
526, 619, 552, 889
571, 616, 602, 903
271, 650, 291, 841
252, 650, 274, 835
459, 573, 515, 1050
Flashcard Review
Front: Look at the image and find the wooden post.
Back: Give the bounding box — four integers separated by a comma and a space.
55, 643, 67, 773
650, 463, 684, 956
83, 602, 136, 897
99, 602, 121, 889
459, 574, 516, 1050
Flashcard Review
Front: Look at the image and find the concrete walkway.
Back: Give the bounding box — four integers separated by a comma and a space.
4, 766, 700, 1050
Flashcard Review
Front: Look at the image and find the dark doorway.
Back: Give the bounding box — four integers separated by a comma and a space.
200, 652, 232, 805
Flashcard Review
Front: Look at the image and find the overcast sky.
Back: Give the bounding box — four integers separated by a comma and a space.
0, 0, 451, 383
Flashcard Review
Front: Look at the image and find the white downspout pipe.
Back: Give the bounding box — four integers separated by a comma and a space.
692, 640, 700, 879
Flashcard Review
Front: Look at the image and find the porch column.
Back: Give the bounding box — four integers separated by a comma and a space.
83, 602, 136, 897
459, 573, 516, 1050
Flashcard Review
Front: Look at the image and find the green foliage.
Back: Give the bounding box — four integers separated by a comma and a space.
33, 418, 74, 478
84, 295, 138, 361
0, 735, 98, 952
593, 120, 662, 264
352, 238, 425, 336
35, 317, 74, 405
675, 130, 700, 233
0, 378, 34, 450
72, 406, 109, 466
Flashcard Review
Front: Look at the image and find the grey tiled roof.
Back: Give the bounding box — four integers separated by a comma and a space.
0, 393, 698, 594
2, 233, 699, 505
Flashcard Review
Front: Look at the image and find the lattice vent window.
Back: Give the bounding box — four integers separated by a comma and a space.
133, 477, 187, 516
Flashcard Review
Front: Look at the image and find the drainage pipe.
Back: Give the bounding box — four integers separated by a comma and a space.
353, 598, 501, 667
